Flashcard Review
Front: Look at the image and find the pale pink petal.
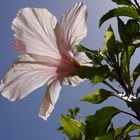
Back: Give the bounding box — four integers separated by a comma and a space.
39, 80, 61, 120
29, 53, 62, 68
63, 76, 84, 86
12, 8, 61, 58
0, 54, 57, 101
75, 52, 92, 66
56, 2, 88, 51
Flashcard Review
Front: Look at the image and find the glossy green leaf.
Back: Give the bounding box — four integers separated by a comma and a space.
115, 121, 133, 139
121, 46, 136, 66
76, 65, 111, 83
126, 19, 140, 40
80, 89, 114, 104
103, 25, 120, 64
112, 0, 131, 6
76, 44, 91, 53
104, 25, 116, 54
76, 45, 102, 64
127, 99, 140, 119
121, 45, 135, 65
105, 26, 115, 47
68, 107, 80, 119
85, 106, 121, 140
137, 86, 140, 94
135, 43, 140, 48
95, 125, 115, 140
114, 41, 124, 53
117, 18, 140, 42
99, 7, 139, 27
132, 63, 140, 82
115, 121, 140, 139
121, 45, 136, 83
60, 115, 84, 140
139, 136, 140, 140
57, 126, 64, 131
117, 17, 128, 42
95, 133, 114, 140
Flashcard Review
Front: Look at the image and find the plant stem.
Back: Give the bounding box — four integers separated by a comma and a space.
134, 0, 140, 9
113, 94, 126, 102
114, 65, 128, 93
105, 53, 128, 93
122, 110, 139, 121
130, 135, 140, 137
131, 1, 139, 9
103, 81, 119, 93
125, 45, 132, 94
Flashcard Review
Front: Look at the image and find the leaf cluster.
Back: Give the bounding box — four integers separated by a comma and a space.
59, 0, 140, 139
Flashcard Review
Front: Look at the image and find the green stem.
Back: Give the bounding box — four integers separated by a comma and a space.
134, 0, 140, 9
131, 0, 139, 9
125, 45, 133, 95
122, 110, 139, 121
114, 65, 128, 93
112, 49, 129, 93
103, 81, 120, 93
113, 94, 126, 102
131, 122, 140, 128
130, 135, 140, 137
105, 53, 128, 92
104, 54, 114, 67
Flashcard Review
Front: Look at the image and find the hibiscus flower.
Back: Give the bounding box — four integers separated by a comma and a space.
0, 2, 90, 120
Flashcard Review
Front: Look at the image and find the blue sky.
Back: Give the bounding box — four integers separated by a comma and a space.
0, 0, 139, 140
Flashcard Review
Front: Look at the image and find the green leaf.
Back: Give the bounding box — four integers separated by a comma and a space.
115, 41, 125, 53
95, 125, 115, 140
104, 25, 116, 55
99, 7, 139, 27
76, 65, 111, 83
60, 115, 84, 140
112, 0, 131, 6
117, 17, 128, 42
117, 17, 140, 44
103, 25, 122, 65
117, 18, 140, 42
105, 26, 115, 47
85, 106, 121, 140
57, 126, 64, 131
121, 45, 136, 83
76, 45, 102, 64
137, 86, 140, 94
76, 44, 90, 53
126, 19, 140, 40
80, 89, 114, 104
115, 121, 133, 139
132, 63, 140, 82
115, 121, 140, 138
121, 46, 136, 66
127, 99, 140, 119
68, 107, 80, 119
95, 133, 114, 140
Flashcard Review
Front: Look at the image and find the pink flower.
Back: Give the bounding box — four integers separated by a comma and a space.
0, 2, 89, 120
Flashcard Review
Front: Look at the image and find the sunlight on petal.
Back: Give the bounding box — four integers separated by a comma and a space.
0, 2, 89, 120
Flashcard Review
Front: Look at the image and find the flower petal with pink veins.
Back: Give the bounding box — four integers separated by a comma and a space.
0, 54, 57, 101
39, 80, 61, 120
56, 2, 88, 51
0, 2, 89, 121
75, 52, 92, 66
12, 8, 61, 58
64, 76, 84, 86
